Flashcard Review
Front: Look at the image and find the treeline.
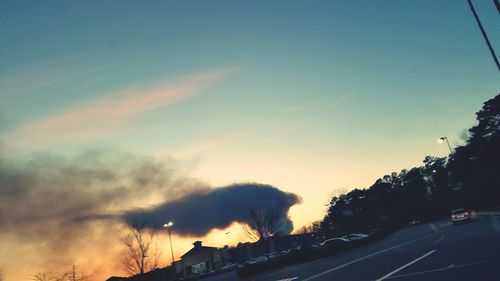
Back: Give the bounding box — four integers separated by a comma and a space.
320, 93, 500, 237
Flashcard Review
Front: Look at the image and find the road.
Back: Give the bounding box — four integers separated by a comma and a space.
203, 214, 500, 281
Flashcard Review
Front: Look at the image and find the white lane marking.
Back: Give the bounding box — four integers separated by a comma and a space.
375, 249, 437, 281
491, 216, 500, 233
276, 278, 298, 281
300, 234, 435, 281
432, 234, 444, 245
387, 259, 494, 279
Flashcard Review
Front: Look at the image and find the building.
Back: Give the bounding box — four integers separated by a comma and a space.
176, 241, 228, 278
106, 234, 324, 281
106, 277, 126, 281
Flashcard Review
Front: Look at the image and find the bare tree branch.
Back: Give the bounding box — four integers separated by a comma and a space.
243, 209, 283, 241
294, 220, 321, 234
31, 271, 68, 281
121, 222, 161, 276
31, 265, 90, 281
66, 265, 91, 281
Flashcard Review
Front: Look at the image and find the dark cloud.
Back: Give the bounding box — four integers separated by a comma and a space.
0, 148, 301, 277
123, 183, 302, 236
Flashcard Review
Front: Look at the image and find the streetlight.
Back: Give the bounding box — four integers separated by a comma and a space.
438, 137, 453, 154
225, 231, 231, 247
163, 221, 175, 264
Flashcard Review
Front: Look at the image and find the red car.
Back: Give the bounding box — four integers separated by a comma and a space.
451, 208, 472, 225
408, 219, 420, 226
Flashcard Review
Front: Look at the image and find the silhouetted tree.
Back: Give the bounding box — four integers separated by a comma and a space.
66, 265, 90, 281
121, 222, 161, 276
31, 265, 89, 281
449, 93, 500, 208
243, 209, 283, 241
295, 220, 321, 234
31, 272, 49, 281
320, 93, 500, 237
31, 272, 67, 281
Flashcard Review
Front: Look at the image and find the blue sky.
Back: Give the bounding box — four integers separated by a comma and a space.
0, 1, 499, 278
1, 0, 499, 216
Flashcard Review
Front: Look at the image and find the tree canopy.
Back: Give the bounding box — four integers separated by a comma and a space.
320, 93, 500, 237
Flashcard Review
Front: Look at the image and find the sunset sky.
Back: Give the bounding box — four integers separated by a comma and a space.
1, 1, 499, 280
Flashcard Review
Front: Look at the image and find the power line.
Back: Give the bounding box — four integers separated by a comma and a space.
466, 0, 500, 72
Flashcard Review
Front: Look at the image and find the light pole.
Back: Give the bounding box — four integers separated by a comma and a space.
438, 137, 453, 154
163, 221, 175, 264
224, 231, 231, 247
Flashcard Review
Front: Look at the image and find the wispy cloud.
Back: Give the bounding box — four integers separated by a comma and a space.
1, 69, 234, 148
0, 55, 109, 98
170, 129, 254, 159
280, 93, 354, 135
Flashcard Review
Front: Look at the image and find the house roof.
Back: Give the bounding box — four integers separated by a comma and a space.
180, 246, 218, 258
180, 241, 218, 259
106, 277, 126, 281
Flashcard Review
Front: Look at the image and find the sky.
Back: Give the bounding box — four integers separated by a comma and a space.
0, 1, 499, 280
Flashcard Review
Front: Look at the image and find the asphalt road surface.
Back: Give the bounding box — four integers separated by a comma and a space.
204, 214, 500, 281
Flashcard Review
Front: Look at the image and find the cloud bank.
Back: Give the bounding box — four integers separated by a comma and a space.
0, 149, 300, 280
123, 183, 302, 236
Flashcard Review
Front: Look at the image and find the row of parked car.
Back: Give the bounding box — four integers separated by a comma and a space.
236, 231, 381, 277
236, 209, 473, 278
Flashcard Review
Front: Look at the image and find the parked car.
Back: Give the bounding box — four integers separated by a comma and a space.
220, 263, 239, 271
408, 218, 420, 226
268, 250, 291, 261
238, 256, 269, 268
341, 233, 369, 241
254, 256, 269, 263
319, 237, 349, 252
320, 237, 345, 247
451, 208, 472, 225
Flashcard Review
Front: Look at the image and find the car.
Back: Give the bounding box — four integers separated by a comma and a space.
238, 256, 268, 268
220, 263, 239, 270
451, 208, 472, 225
408, 218, 420, 226
319, 237, 347, 247
268, 251, 290, 261
243, 256, 268, 265
319, 237, 349, 251
341, 233, 369, 241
